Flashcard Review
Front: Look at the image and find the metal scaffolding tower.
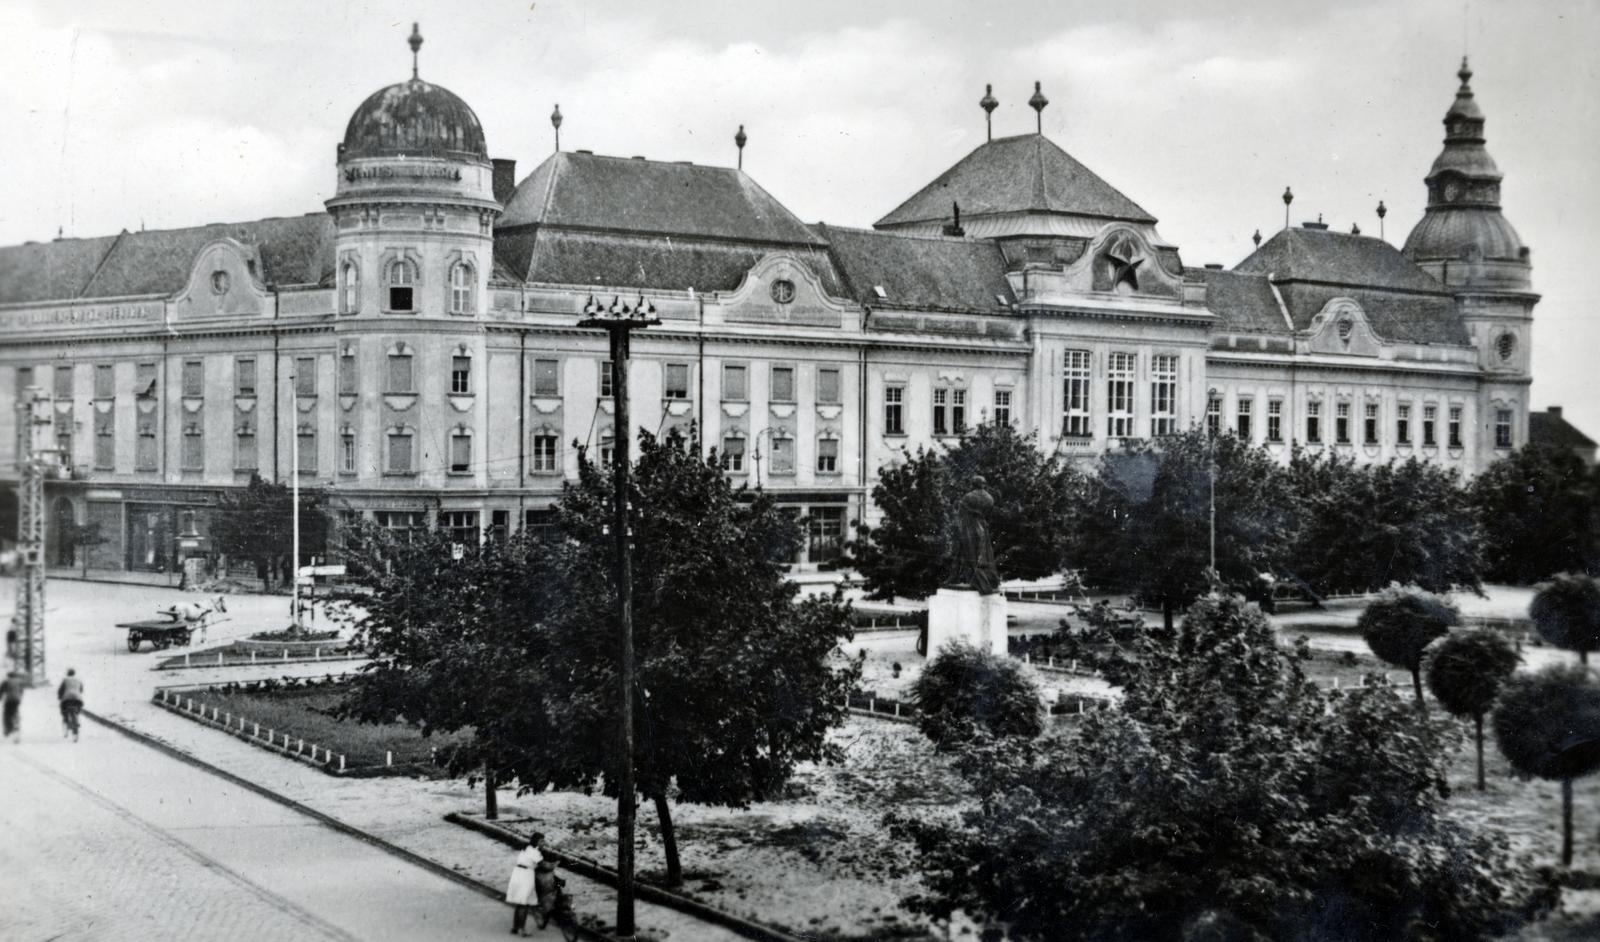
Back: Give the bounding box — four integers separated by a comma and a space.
13, 386, 55, 685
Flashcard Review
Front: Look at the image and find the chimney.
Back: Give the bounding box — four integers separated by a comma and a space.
491, 158, 517, 205
1549, 406, 1563, 418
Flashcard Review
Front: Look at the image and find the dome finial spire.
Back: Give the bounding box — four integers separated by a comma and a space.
1457, 55, 1472, 90
735, 124, 747, 170
408, 23, 423, 80
979, 84, 999, 141
1028, 81, 1049, 134
551, 103, 563, 152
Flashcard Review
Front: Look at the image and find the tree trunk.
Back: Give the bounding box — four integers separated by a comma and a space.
485, 769, 499, 820
1474, 714, 1486, 791
1162, 599, 1175, 632
1410, 667, 1428, 717
1562, 777, 1574, 867
654, 792, 682, 886
1582, 649, 1590, 666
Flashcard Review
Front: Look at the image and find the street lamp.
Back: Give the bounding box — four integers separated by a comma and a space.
578, 292, 658, 940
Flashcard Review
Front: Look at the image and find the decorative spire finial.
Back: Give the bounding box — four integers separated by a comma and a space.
1457, 55, 1472, 89
979, 84, 999, 142
1281, 186, 1293, 230
551, 104, 563, 152
408, 23, 423, 80
1252, 228, 1262, 247
1351, 222, 1362, 235
1028, 81, 1049, 134
1376, 199, 1387, 240
735, 124, 747, 170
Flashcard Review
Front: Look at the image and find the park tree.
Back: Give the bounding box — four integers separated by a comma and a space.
1494, 665, 1600, 867
910, 642, 1042, 750
896, 593, 1556, 940
1288, 450, 1484, 597
1425, 629, 1520, 789
1529, 573, 1600, 665
1359, 585, 1459, 715
1472, 443, 1599, 584
1071, 429, 1297, 628
57, 518, 106, 578
212, 473, 326, 591
849, 422, 1080, 601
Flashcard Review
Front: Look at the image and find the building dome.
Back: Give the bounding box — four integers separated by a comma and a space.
341, 78, 488, 163
1403, 207, 1525, 262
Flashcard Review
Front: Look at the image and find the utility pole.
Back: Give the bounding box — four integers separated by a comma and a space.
579, 293, 657, 940
13, 387, 56, 685
289, 369, 301, 628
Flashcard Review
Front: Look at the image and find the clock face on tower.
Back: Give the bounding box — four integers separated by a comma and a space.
1442, 180, 1462, 202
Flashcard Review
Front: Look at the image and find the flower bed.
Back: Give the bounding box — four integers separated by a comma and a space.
155, 640, 361, 670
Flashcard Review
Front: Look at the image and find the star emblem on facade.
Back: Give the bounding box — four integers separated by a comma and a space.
1103, 237, 1143, 293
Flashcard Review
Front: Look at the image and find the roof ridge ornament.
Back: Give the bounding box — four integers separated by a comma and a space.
1028, 81, 1048, 134
735, 124, 747, 170
408, 23, 423, 80
979, 84, 998, 141
551, 103, 563, 152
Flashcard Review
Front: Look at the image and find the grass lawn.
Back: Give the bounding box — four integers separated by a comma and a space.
183, 679, 468, 773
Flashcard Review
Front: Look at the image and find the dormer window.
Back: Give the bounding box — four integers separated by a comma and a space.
387, 259, 415, 312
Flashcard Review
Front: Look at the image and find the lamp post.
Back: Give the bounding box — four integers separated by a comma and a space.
579, 292, 658, 940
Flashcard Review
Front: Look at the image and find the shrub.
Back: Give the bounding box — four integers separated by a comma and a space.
910, 642, 1042, 750
1529, 573, 1600, 665
1493, 665, 1600, 867
1425, 629, 1520, 789
1360, 584, 1459, 715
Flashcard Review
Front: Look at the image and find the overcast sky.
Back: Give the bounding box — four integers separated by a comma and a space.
4, 0, 1597, 436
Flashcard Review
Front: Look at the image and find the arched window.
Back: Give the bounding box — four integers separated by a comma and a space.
387, 259, 415, 312
342, 262, 359, 314
449, 262, 473, 315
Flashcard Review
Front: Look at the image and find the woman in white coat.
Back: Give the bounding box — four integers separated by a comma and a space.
505, 832, 544, 935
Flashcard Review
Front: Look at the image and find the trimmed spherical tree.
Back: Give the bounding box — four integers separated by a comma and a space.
1360, 585, 1460, 716
1530, 573, 1600, 665
1493, 664, 1600, 867
1426, 629, 1520, 789
911, 642, 1043, 751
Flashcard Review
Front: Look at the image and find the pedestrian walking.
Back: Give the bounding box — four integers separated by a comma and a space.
2, 671, 26, 743
58, 668, 84, 741
504, 832, 544, 935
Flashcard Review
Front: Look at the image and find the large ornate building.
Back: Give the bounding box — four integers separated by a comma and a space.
0, 33, 1535, 576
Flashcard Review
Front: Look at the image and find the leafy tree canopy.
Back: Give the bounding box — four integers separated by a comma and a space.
1471, 443, 1598, 584
1529, 572, 1600, 664
212, 473, 326, 588
1426, 629, 1520, 720
910, 642, 1042, 750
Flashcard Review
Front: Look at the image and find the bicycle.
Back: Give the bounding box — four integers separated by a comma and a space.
60, 701, 82, 741
537, 878, 579, 941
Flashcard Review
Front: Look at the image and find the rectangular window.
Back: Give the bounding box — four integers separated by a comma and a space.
387, 354, 414, 393
1364, 402, 1379, 444
1150, 354, 1177, 437
817, 437, 839, 473
375, 510, 426, 542
722, 363, 747, 401
817, 367, 840, 405
600, 360, 615, 399
770, 436, 795, 475
451, 356, 471, 395
489, 510, 510, 544
533, 359, 559, 397
235, 421, 257, 471
599, 434, 615, 470
1063, 349, 1092, 438
665, 363, 690, 400
1267, 399, 1283, 443
953, 389, 968, 435
1235, 397, 1253, 440
54, 411, 72, 455
54, 365, 73, 400
182, 424, 203, 470
94, 411, 114, 469
524, 508, 558, 543
338, 353, 356, 395
1306, 400, 1322, 444
722, 436, 745, 472
993, 389, 1012, 426
387, 260, 415, 312
236, 358, 257, 397
387, 433, 413, 474
135, 363, 157, 400
297, 428, 316, 474
1397, 403, 1412, 445
136, 419, 157, 470
531, 434, 558, 473
449, 263, 471, 314
182, 361, 203, 398
933, 388, 949, 436
340, 432, 356, 473
1449, 406, 1464, 448
807, 507, 845, 565
1423, 405, 1438, 447
95, 364, 115, 399
16, 365, 33, 397
1107, 352, 1135, 439
1206, 394, 1222, 437
770, 366, 795, 402
1495, 409, 1513, 449
884, 385, 904, 435
440, 511, 479, 547
295, 358, 316, 398
1336, 402, 1352, 444
449, 432, 472, 473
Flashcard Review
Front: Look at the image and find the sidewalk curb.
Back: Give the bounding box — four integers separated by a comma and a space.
83, 707, 619, 941
447, 813, 807, 942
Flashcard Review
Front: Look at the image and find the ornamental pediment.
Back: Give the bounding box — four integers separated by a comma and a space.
1306, 298, 1383, 357
1059, 226, 1184, 300
720, 254, 847, 328
171, 239, 271, 320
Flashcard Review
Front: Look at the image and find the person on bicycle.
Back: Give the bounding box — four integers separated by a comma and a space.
58, 668, 84, 741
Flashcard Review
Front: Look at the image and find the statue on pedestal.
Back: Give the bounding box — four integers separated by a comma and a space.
946, 475, 1000, 595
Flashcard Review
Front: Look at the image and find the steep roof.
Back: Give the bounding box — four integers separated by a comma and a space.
0, 215, 337, 305
815, 224, 1014, 314
1236, 226, 1448, 293
498, 151, 824, 246
1187, 267, 1286, 334
874, 133, 1157, 229
1530, 410, 1598, 452
495, 228, 844, 295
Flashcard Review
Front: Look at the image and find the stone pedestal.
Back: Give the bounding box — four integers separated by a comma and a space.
927, 588, 1008, 658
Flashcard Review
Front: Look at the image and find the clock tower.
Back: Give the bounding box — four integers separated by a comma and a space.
1403, 58, 1537, 467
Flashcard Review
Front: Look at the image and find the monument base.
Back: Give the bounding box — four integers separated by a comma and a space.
927, 588, 1008, 658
